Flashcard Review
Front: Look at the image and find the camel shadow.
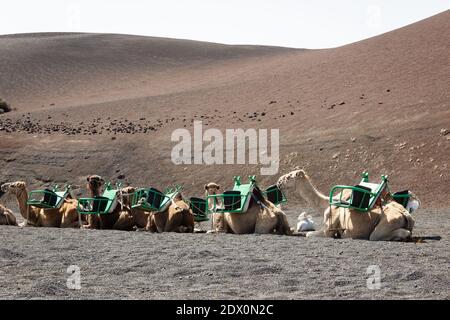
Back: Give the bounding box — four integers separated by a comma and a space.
406, 235, 442, 243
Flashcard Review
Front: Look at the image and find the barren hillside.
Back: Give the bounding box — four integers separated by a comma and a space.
1, 11, 449, 207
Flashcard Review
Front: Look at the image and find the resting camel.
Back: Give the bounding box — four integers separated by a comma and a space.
205, 182, 293, 235
120, 186, 194, 232
120, 186, 151, 230
276, 169, 415, 241
1, 181, 80, 228
146, 193, 194, 233
81, 175, 135, 231
0, 204, 17, 226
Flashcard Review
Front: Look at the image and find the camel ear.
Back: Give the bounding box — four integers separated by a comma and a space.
204, 184, 208, 190
87, 176, 91, 182
217, 184, 220, 190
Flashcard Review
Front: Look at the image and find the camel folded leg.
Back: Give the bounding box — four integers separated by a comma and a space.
370, 228, 411, 241
275, 211, 293, 235
207, 213, 228, 233
112, 212, 135, 231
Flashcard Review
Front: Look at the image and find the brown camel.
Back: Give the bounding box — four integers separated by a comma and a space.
1, 181, 80, 228
81, 175, 134, 231
0, 204, 17, 226
277, 169, 415, 241
205, 182, 292, 235
144, 191, 195, 233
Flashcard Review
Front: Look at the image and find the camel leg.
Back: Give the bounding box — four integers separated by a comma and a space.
61, 209, 81, 228
82, 215, 100, 229
112, 213, 135, 231
370, 228, 411, 241
275, 212, 293, 235
163, 212, 183, 232
145, 214, 160, 232
207, 213, 227, 233
368, 211, 414, 241
305, 230, 327, 238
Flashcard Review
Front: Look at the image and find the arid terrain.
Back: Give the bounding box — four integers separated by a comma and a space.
0, 10, 449, 299
0, 207, 447, 299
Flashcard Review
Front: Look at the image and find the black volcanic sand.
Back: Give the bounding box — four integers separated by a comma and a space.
0, 207, 448, 300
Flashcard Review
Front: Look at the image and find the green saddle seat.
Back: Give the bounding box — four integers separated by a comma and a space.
263, 184, 287, 205
77, 183, 119, 215
207, 176, 256, 213
189, 197, 209, 222
27, 187, 70, 209
132, 186, 181, 212
392, 190, 410, 207
330, 172, 388, 212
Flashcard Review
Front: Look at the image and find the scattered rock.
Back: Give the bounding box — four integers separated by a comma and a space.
117, 174, 126, 180
332, 152, 340, 159
0, 98, 11, 113
269, 100, 277, 104
338, 101, 345, 105
440, 128, 448, 136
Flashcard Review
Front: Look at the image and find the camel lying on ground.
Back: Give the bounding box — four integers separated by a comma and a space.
277, 169, 415, 241
1, 181, 79, 228
205, 182, 293, 235
121, 186, 194, 233
81, 175, 134, 231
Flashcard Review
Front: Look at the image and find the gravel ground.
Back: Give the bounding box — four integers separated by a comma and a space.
0, 207, 448, 300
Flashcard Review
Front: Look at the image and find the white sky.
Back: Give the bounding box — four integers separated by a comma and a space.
1, 0, 449, 49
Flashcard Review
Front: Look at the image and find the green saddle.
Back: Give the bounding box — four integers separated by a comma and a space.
329, 172, 388, 212
77, 182, 120, 215
207, 176, 256, 214
189, 197, 209, 222
131, 186, 182, 212
263, 184, 287, 206
27, 185, 71, 209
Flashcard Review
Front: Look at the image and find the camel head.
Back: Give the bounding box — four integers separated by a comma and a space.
86, 175, 104, 196
276, 169, 308, 192
276, 169, 329, 210
1, 181, 27, 196
204, 182, 220, 196
204, 182, 223, 210
120, 186, 136, 207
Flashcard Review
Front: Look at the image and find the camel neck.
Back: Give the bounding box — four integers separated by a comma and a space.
15, 188, 32, 221
295, 176, 330, 211
90, 187, 101, 197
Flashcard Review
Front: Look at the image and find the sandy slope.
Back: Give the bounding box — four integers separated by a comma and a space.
1, 12, 449, 207
0, 207, 447, 300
